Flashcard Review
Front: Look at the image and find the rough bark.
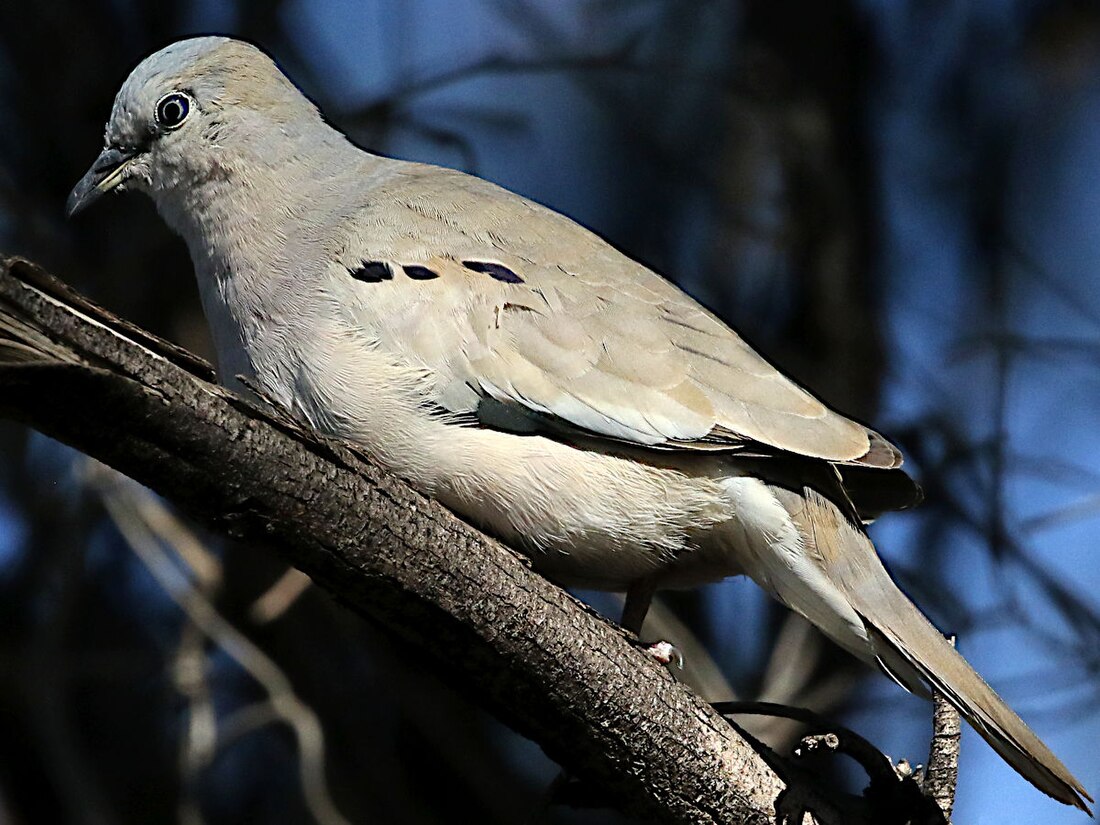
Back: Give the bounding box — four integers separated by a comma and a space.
0, 255, 788, 824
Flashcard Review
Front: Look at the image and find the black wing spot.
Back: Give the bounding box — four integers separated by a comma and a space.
349, 261, 392, 282
463, 260, 523, 284
404, 265, 440, 280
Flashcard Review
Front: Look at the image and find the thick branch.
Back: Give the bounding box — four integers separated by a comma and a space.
0, 256, 785, 824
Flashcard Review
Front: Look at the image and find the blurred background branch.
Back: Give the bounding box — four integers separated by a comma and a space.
90, 467, 350, 825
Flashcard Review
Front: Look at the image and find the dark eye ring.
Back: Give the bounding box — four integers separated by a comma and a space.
155, 92, 191, 130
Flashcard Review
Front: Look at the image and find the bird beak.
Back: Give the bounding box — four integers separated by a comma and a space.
66, 146, 136, 217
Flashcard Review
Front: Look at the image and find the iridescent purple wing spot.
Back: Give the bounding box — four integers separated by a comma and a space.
348, 261, 393, 282
404, 265, 440, 280
463, 260, 523, 284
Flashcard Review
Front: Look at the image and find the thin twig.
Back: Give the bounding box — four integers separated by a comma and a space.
250, 567, 313, 625
174, 619, 215, 825
91, 468, 352, 825
715, 701, 949, 825
923, 637, 962, 820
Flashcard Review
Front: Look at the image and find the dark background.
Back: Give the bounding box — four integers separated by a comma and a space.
1, 1, 1098, 823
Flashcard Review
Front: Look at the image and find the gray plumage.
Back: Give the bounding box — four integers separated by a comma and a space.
68, 36, 1090, 811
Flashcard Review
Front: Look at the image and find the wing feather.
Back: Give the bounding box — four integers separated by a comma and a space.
336, 162, 904, 470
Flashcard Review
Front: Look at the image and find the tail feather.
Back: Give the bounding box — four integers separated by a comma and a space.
791, 486, 1092, 812
867, 619, 1092, 813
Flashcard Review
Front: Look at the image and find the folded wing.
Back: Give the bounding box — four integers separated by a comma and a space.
337, 162, 908, 477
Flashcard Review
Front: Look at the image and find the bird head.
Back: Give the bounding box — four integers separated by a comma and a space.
67, 36, 323, 219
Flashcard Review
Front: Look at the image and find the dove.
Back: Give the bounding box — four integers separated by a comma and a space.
67, 36, 1090, 811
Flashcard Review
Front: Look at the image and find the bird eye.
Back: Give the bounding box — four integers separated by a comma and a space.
155, 92, 191, 130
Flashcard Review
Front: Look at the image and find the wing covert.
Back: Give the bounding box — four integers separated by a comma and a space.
333, 162, 899, 469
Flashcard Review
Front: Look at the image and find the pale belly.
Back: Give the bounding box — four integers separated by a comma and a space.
208, 294, 757, 592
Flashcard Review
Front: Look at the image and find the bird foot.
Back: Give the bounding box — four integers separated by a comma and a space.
642, 640, 683, 669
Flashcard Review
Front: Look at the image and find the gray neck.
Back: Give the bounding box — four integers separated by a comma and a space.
148, 118, 388, 394
152, 119, 372, 274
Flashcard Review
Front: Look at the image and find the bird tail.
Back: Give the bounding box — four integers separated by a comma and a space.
785, 486, 1093, 813
864, 590, 1093, 813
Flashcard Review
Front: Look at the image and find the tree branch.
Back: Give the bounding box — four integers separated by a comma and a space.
0, 255, 789, 824
923, 638, 962, 821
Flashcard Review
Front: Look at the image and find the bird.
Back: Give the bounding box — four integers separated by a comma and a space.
67, 36, 1090, 812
